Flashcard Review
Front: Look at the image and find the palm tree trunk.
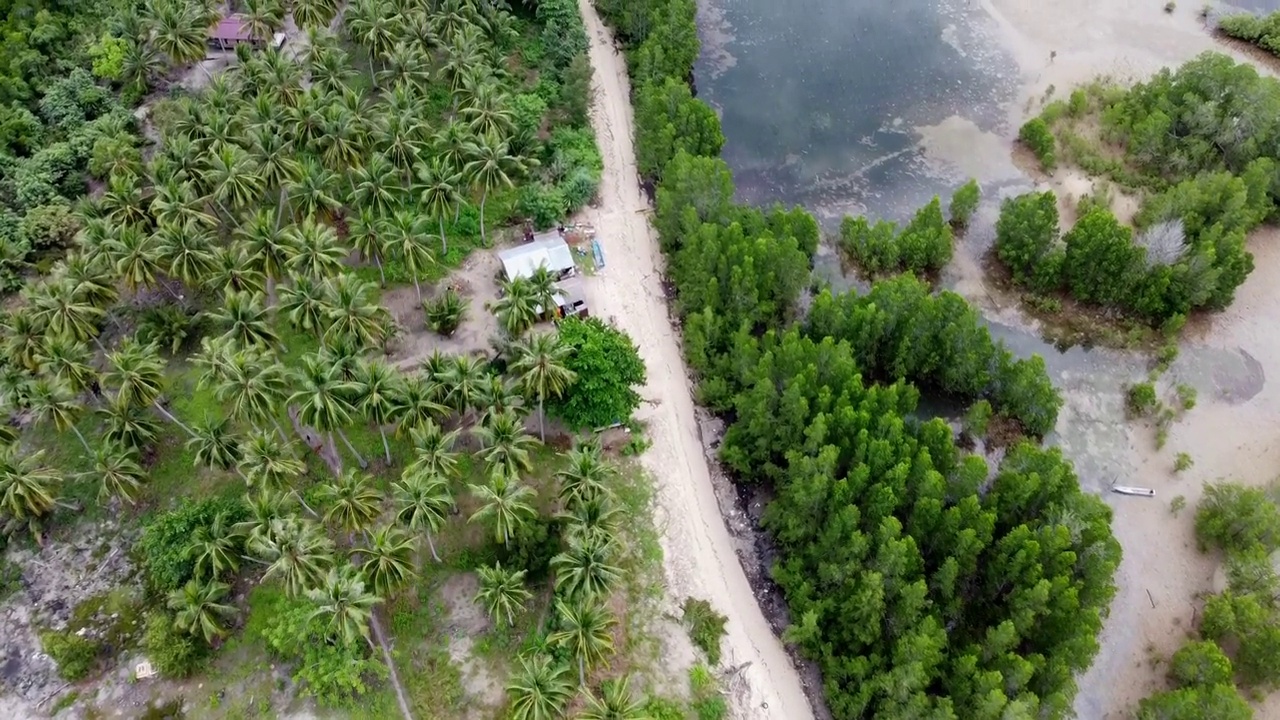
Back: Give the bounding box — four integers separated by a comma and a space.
379, 426, 392, 465
266, 275, 277, 308
276, 190, 288, 231
153, 401, 198, 440
369, 612, 415, 720
539, 397, 546, 442
69, 424, 92, 455
375, 256, 386, 288
438, 216, 448, 255
337, 428, 369, 469
426, 533, 440, 562
579, 655, 585, 688
479, 190, 489, 247
412, 271, 422, 303
271, 417, 289, 445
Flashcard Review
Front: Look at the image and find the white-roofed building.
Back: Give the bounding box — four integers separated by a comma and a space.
497, 232, 577, 281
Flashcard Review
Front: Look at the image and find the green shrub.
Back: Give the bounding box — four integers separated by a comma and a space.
1169, 640, 1233, 687
258, 590, 386, 707
40, 629, 101, 680
1176, 383, 1198, 411
681, 598, 728, 665
135, 497, 247, 594
1068, 89, 1089, 117
1126, 381, 1159, 418
1174, 453, 1194, 473
518, 182, 568, 230
643, 697, 687, 720
963, 400, 994, 438
0, 556, 19, 602
143, 612, 206, 678
1195, 482, 1280, 554
1019, 117, 1056, 170
948, 179, 980, 228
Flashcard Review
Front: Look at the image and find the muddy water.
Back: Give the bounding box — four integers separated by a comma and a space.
694, 0, 1280, 716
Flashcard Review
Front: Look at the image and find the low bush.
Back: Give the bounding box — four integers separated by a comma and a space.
681, 598, 727, 665
1126, 382, 1159, 418
423, 289, 469, 337
135, 497, 247, 594
143, 612, 206, 678
1019, 117, 1056, 169
40, 629, 101, 681
948, 178, 980, 228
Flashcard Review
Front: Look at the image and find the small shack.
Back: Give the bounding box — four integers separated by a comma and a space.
498, 230, 589, 317
208, 16, 254, 50
497, 232, 577, 281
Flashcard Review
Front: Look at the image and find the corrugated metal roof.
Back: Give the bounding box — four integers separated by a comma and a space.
497, 234, 576, 279
210, 16, 252, 42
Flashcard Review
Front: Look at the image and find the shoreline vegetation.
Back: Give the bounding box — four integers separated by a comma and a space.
0, 0, 729, 718
599, 1, 1121, 719
1010, 52, 1278, 349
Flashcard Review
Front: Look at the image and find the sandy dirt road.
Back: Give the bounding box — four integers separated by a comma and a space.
572, 1, 814, 718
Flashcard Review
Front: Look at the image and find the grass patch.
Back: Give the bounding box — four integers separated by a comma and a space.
681, 598, 727, 666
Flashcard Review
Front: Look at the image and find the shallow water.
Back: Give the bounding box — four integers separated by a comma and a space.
693, 0, 1267, 498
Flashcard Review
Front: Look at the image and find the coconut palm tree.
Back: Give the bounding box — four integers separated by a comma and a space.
390, 376, 447, 438
345, 0, 398, 82
548, 599, 616, 687
211, 291, 279, 350
557, 442, 614, 507
579, 675, 648, 720
306, 43, 354, 98
107, 225, 163, 294
237, 208, 298, 305
147, 0, 208, 68
493, 277, 539, 336
188, 415, 243, 473
286, 218, 346, 280
318, 334, 364, 383
376, 109, 427, 184
324, 274, 387, 350
84, 443, 145, 506
352, 358, 400, 464
464, 134, 528, 247
0, 445, 62, 543
208, 243, 267, 296
475, 561, 531, 627
291, 0, 339, 30
551, 532, 622, 602
526, 267, 559, 322
279, 273, 329, 333
216, 350, 290, 440
120, 38, 166, 97
61, 251, 119, 309
188, 510, 244, 580
168, 579, 237, 645
26, 377, 90, 454
105, 339, 195, 438
391, 469, 452, 563
474, 375, 525, 429
468, 473, 536, 547
99, 397, 161, 451
205, 144, 266, 220
290, 354, 363, 469
242, 0, 285, 44
460, 81, 514, 140
377, 42, 430, 91
348, 208, 391, 288
254, 517, 334, 596
510, 332, 576, 442
351, 524, 416, 598
35, 335, 96, 396
155, 220, 216, 289
351, 153, 402, 220
440, 354, 487, 418
405, 420, 461, 479
248, 128, 301, 224
317, 103, 366, 172
306, 564, 381, 646
236, 487, 296, 546
382, 210, 436, 302
416, 157, 464, 255
2, 312, 47, 373
506, 654, 573, 720
561, 494, 624, 546
152, 178, 217, 230
319, 469, 383, 539
239, 429, 306, 488
476, 410, 536, 479
289, 157, 342, 221
29, 278, 105, 349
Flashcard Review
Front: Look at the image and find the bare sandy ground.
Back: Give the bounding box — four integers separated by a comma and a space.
572, 1, 814, 718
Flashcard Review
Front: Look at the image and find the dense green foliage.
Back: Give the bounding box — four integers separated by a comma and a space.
39, 627, 102, 680
948, 179, 980, 228
1195, 482, 1280, 555
681, 597, 727, 665
1018, 117, 1056, 170
1217, 12, 1280, 59
135, 497, 247, 594
838, 197, 953, 277
805, 278, 1061, 437
634, 77, 724, 182
142, 611, 206, 678
545, 316, 647, 430
994, 183, 1254, 323
596, 1, 1111, 716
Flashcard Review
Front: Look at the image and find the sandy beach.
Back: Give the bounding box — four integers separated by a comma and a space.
572, 0, 816, 717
